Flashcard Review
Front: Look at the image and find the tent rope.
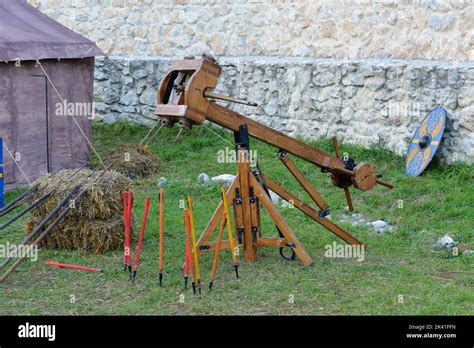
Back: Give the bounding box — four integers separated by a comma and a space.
36, 61, 107, 171
3, 142, 31, 185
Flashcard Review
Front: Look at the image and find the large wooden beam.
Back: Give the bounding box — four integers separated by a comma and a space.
207, 102, 347, 173
263, 174, 363, 246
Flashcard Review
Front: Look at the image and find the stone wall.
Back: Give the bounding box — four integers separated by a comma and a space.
29, 0, 474, 162
30, 0, 473, 61
95, 57, 474, 163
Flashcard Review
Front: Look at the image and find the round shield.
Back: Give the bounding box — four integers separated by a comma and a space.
405, 106, 446, 177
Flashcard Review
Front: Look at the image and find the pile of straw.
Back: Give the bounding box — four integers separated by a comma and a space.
103, 144, 160, 179
25, 169, 134, 254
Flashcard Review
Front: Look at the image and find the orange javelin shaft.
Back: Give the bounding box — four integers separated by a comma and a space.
185, 210, 196, 294
209, 215, 226, 292
158, 188, 164, 286
183, 209, 191, 289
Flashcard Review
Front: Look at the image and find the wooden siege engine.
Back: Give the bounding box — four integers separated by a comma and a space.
155, 56, 394, 266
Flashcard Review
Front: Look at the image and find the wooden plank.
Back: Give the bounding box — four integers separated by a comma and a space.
250, 174, 313, 266
278, 152, 329, 210
264, 174, 363, 246
256, 237, 288, 247
200, 239, 241, 252
203, 237, 287, 250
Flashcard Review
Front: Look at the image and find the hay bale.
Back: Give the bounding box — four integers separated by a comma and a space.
26, 216, 128, 254
103, 144, 160, 179
25, 169, 134, 254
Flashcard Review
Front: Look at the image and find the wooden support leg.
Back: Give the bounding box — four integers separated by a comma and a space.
277, 151, 329, 211
196, 175, 238, 250
249, 174, 313, 266
238, 149, 256, 262
263, 174, 363, 246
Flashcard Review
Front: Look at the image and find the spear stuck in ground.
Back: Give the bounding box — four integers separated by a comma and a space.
158, 188, 164, 287
220, 186, 240, 279
183, 208, 190, 290
126, 191, 133, 274
187, 196, 201, 294
122, 192, 129, 271
183, 209, 196, 294
122, 191, 134, 273
209, 214, 227, 292
131, 196, 150, 283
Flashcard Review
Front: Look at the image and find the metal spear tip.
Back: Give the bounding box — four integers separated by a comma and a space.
208, 281, 214, 292
159, 273, 163, 287
184, 276, 188, 289
234, 265, 240, 279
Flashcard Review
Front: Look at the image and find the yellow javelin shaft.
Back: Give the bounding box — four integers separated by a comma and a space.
220, 187, 238, 264
187, 196, 201, 282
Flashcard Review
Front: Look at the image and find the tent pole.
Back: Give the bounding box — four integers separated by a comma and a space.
31, 72, 50, 173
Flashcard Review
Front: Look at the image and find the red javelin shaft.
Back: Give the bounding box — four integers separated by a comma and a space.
45, 261, 105, 273
126, 191, 133, 273
122, 192, 129, 271
131, 196, 150, 282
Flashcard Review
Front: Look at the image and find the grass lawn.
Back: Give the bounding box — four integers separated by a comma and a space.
0, 121, 472, 315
